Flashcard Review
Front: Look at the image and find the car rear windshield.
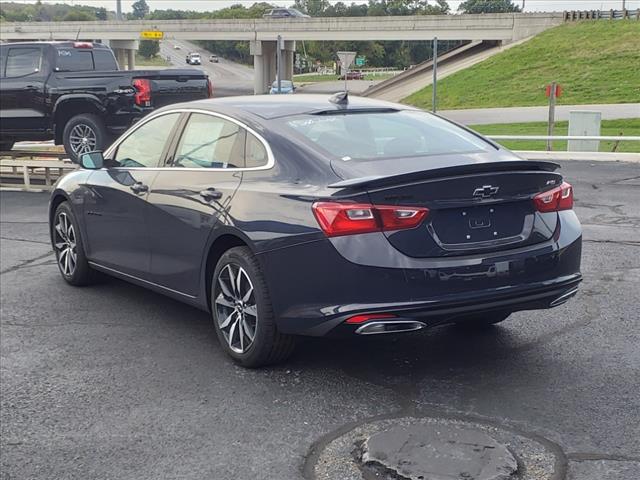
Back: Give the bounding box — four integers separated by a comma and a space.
283, 110, 493, 161
54, 48, 118, 72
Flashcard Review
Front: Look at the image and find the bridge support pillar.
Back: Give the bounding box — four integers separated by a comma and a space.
105, 39, 139, 70
251, 39, 296, 94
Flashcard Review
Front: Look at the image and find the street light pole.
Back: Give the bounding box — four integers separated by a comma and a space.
116, 0, 122, 21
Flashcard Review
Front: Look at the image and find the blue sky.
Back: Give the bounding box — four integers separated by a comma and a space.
12, 0, 640, 13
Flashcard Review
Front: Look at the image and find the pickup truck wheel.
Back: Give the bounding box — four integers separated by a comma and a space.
0, 141, 14, 151
63, 114, 109, 163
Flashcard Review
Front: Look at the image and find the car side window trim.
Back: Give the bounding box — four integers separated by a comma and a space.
103, 108, 275, 172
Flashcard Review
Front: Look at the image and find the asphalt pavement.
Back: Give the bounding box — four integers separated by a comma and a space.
1, 161, 639, 479
159, 39, 254, 97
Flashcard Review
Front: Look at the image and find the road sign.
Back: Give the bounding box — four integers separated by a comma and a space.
140, 31, 164, 40
337, 51, 356, 69
355, 56, 366, 67
545, 83, 563, 98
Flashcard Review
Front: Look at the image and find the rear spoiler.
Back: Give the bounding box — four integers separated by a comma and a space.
328, 160, 560, 190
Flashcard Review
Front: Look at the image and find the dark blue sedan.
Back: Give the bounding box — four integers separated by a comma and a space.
49, 94, 582, 367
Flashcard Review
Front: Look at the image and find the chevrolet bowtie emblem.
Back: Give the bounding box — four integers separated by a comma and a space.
473, 185, 499, 199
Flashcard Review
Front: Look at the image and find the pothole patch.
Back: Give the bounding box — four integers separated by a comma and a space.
308, 416, 563, 480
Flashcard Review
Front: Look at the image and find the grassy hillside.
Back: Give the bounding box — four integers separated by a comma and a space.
404, 21, 640, 110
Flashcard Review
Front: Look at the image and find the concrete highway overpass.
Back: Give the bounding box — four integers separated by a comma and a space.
1, 13, 564, 94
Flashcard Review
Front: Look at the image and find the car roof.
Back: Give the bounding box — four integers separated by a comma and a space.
165, 94, 417, 120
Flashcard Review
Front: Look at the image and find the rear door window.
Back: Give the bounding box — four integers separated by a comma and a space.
245, 132, 269, 168
173, 113, 245, 169
93, 49, 118, 70
54, 49, 94, 72
5, 48, 42, 77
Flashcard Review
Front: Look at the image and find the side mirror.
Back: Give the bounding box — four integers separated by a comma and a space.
79, 151, 104, 169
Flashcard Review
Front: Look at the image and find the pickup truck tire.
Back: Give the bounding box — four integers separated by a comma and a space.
0, 141, 14, 151
63, 113, 110, 163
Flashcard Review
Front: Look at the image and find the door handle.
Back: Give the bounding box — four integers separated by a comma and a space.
130, 182, 149, 194
200, 188, 222, 200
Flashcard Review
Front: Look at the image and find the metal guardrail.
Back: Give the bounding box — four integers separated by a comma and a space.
488, 135, 640, 142
564, 9, 640, 21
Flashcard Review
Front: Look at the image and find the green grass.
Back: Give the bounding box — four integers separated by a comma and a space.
135, 54, 170, 67
404, 21, 640, 110
471, 118, 640, 153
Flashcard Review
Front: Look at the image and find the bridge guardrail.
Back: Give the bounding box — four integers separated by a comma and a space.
564, 9, 640, 21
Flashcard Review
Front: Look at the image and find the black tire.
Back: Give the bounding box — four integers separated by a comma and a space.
52, 201, 96, 286
453, 311, 511, 329
0, 141, 14, 151
62, 113, 110, 163
211, 246, 296, 368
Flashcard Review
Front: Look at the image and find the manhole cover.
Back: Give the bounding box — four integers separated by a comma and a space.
363, 424, 517, 480
307, 416, 564, 480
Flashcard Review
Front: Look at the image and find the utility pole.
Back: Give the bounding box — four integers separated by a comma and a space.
116, 0, 122, 21
276, 35, 282, 94
522, 0, 525, 11
432, 37, 438, 113
547, 82, 557, 151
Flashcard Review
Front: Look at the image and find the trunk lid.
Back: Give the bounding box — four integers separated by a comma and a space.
329, 154, 563, 257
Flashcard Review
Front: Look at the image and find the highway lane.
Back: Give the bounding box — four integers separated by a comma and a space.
159, 38, 253, 97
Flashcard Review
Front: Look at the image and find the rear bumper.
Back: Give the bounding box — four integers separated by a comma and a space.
260, 211, 582, 337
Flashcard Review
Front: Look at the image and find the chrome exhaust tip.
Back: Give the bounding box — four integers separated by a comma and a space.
549, 287, 579, 307
355, 320, 427, 335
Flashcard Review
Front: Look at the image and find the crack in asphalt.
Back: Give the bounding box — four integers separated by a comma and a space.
567, 452, 640, 463
0, 221, 49, 224
0, 236, 50, 245
583, 239, 640, 247
0, 252, 52, 276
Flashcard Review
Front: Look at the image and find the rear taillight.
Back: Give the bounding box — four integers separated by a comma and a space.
533, 182, 574, 212
345, 313, 397, 324
132, 78, 152, 107
312, 202, 429, 237
207, 78, 214, 98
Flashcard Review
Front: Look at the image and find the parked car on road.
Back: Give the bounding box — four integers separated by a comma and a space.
339, 71, 365, 80
174, 45, 181, 50
186, 53, 202, 65
269, 80, 295, 94
49, 94, 582, 367
209, 54, 219, 63
263, 8, 310, 18
0, 41, 213, 161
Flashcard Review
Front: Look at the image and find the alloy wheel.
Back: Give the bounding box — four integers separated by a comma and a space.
54, 212, 77, 277
215, 264, 258, 354
68, 123, 97, 155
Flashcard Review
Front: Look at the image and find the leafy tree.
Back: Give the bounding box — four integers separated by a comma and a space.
131, 0, 150, 19
62, 11, 95, 21
458, 0, 521, 14
293, 0, 331, 16
139, 39, 160, 58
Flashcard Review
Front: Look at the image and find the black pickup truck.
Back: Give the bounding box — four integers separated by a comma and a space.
0, 41, 212, 161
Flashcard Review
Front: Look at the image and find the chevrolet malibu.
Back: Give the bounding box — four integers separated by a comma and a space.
49, 94, 582, 367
